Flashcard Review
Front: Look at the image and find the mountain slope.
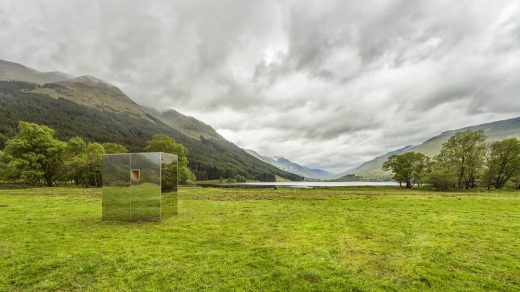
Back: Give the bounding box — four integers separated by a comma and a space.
31, 76, 154, 121
334, 145, 414, 180
411, 117, 520, 156
246, 149, 334, 180
0, 60, 303, 182
0, 59, 70, 84
341, 117, 520, 180
0, 81, 302, 181
146, 108, 225, 141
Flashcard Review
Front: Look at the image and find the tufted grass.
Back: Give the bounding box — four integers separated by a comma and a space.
1, 186, 519, 291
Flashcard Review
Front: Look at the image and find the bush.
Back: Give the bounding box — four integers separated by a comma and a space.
427, 169, 457, 191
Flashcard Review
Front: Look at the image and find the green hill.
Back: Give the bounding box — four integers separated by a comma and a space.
338, 117, 520, 180
0, 60, 302, 182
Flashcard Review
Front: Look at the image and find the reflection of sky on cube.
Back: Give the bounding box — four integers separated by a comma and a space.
102, 152, 178, 221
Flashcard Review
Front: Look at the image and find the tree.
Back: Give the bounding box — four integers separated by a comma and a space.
3, 122, 65, 186
382, 151, 430, 188
512, 166, 520, 189
0, 150, 6, 181
514, 151, 520, 189
59, 138, 107, 187
427, 150, 458, 191
61, 140, 105, 187
66, 137, 87, 156
439, 130, 487, 189
62, 137, 88, 185
102, 143, 128, 154
145, 134, 195, 184
85, 143, 105, 187
483, 138, 520, 189
65, 153, 89, 187
0, 133, 7, 149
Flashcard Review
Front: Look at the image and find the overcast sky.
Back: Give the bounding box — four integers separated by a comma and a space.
1, 0, 519, 172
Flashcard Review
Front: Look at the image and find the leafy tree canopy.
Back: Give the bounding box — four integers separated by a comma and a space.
0, 132, 6, 149
483, 138, 520, 189
145, 134, 195, 184
439, 130, 487, 189
102, 143, 128, 154
3, 122, 65, 186
65, 137, 87, 156
382, 151, 430, 188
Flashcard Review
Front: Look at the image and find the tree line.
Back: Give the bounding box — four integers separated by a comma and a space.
382, 130, 520, 190
0, 122, 195, 187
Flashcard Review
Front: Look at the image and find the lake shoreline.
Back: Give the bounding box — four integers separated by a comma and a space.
198, 181, 401, 188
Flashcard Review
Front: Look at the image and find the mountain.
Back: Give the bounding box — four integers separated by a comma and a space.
338, 117, 520, 180
0, 59, 70, 84
0, 60, 303, 182
334, 145, 414, 180
410, 117, 520, 156
246, 149, 334, 180
33, 75, 153, 121
145, 108, 225, 141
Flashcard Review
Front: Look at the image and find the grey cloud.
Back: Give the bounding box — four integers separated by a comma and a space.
1, 0, 519, 172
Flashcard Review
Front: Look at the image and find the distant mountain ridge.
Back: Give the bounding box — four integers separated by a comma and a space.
246, 149, 334, 180
0, 59, 303, 182
338, 117, 520, 180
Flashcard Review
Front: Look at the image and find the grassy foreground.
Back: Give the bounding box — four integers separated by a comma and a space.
1, 187, 519, 291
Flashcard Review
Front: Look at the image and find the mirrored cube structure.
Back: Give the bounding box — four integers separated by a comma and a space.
102, 152, 178, 221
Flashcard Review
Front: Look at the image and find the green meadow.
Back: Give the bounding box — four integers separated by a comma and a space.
1, 187, 519, 291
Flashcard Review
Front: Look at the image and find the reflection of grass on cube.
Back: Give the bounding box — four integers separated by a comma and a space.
128, 183, 161, 221
102, 183, 164, 221
102, 186, 131, 221
161, 191, 178, 217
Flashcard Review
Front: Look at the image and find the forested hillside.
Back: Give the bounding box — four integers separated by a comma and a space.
0, 81, 302, 181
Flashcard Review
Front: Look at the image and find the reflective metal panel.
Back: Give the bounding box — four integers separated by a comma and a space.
130, 153, 161, 221
161, 153, 178, 218
102, 152, 179, 221
102, 154, 131, 221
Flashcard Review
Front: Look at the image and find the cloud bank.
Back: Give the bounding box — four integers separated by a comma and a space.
1, 0, 519, 172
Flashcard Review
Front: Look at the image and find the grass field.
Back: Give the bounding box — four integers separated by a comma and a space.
1, 186, 519, 291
